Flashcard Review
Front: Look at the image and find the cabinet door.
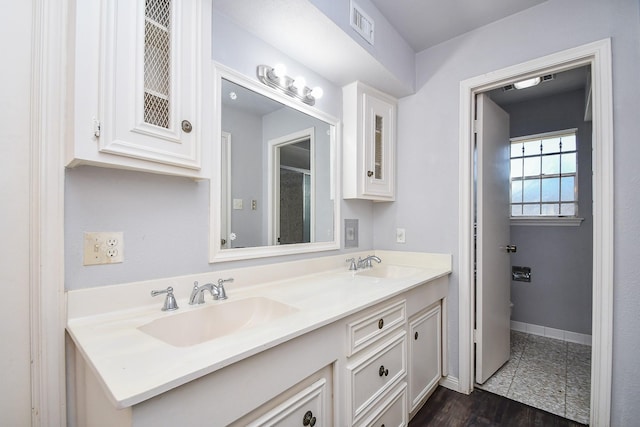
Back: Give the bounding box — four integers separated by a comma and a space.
409, 304, 441, 413
245, 378, 328, 427
362, 92, 395, 198
98, 0, 202, 169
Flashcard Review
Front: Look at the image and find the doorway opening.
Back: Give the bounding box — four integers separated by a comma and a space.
473, 65, 593, 424
458, 39, 614, 427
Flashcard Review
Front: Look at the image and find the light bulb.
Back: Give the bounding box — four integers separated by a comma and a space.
293, 76, 306, 94
513, 77, 541, 90
310, 87, 324, 99
272, 63, 287, 78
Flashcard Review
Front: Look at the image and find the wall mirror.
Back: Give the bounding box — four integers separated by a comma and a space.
210, 64, 340, 262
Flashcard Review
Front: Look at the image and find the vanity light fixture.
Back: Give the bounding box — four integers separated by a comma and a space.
257, 64, 323, 106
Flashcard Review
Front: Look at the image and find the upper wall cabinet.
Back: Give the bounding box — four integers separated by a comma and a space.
343, 81, 397, 201
66, 0, 212, 178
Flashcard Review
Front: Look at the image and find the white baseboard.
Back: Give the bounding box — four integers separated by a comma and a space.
511, 320, 592, 345
439, 375, 460, 392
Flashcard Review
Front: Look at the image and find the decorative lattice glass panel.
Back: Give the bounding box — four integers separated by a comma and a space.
374, 114, 383, 179
144, 0, 171, 128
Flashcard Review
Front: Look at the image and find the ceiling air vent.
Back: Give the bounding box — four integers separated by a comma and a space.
350, 1, 375, 45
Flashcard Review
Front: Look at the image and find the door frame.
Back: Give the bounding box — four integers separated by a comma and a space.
458, 39, 614, 426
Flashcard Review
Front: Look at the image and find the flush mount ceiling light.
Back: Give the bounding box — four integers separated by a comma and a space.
257, 64, 323, 106
513, 76, 542, 90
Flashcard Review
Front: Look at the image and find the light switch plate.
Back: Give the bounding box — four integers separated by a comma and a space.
83, 232, 124, 265
344, 219, 359, 248
396, 228, 406, 243
233, 198, 243, 210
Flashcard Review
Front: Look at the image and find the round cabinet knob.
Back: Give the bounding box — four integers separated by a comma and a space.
367, 170, 374, 177
378, 318, 384, 329
415, 331, 419, 340
378, 365, 389, 377
181, 120, 193, 133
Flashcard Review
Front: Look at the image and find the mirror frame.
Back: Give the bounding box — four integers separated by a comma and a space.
210, 63, 341, 263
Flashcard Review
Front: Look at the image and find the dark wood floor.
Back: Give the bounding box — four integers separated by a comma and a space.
409, 387, 588, 427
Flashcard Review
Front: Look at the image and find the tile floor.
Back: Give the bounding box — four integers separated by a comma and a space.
476, 330, 591, 424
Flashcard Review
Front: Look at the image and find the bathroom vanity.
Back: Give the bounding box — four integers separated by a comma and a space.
66, 251, 450, 426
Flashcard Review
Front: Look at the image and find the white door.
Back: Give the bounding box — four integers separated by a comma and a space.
475, 93, 512, 384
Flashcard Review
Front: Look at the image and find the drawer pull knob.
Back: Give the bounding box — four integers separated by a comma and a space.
415, 331, 419, 340
378, 365, 389, 377
378, 318, 384, 329
303, 410, 316, 426
367, 170, 374, 177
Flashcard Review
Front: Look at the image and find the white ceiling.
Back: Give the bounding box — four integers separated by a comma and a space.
369, 0, 549, 52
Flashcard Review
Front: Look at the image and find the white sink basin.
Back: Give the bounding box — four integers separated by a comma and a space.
138, 297, 298, 347
356, 265, 419, 279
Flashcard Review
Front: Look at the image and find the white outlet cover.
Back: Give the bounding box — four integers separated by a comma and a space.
83, 232, 124, 265
396, 228, 406, 243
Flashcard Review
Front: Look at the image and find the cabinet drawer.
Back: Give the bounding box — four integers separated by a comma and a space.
245, 378, 327, 427
347, 331, 407, 423
355, 383, 407, 427
347, 300, 406, 356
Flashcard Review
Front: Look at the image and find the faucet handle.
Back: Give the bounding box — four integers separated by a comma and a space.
346, 258, 358, 271
151, 286, 179, 311
216, 278, 233, 300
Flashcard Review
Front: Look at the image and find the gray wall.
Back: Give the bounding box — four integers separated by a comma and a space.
371, 0, 640, 423
504, 89, 593, 335
222, 104, 264, 248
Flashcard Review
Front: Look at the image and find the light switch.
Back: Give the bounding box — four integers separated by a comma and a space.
396, 228, 406, 243
233, 199, 243, 210
344, 219, 359, 248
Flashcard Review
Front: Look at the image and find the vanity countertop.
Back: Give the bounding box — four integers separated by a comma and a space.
66, 250, 451, 409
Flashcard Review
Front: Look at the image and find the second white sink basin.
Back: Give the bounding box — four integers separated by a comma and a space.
356, 265, 419, 279
138, 297, 298, 347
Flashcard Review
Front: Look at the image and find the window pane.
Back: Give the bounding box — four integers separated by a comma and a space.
561, 153, 576, 174
541, 203, 560, 215
561, 176, 575, 201
561, 134, 576, 152
510, 158, 523, 178
541, 154, 560, 175
561, 203, 576, 216
511, 180, 522, 203
523, 140, 541, 156
523, 179, 540, 202
541, 137, 561, 154
511, 205, 523, 216
523, 157, 540, 176
523, 204, 540, 215
511, 142, 523, 158
541, 177, 559, 202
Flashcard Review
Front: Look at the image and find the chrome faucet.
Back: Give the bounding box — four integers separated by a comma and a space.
358, 255, 382, 269
188, 278, 233, 305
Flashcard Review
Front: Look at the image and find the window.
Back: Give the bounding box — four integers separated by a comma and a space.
510, 129, 578, 218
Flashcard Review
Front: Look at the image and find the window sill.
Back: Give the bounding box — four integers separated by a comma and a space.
510, 217, 584, 226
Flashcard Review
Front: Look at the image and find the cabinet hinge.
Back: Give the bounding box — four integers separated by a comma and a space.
93, 118, 101, 138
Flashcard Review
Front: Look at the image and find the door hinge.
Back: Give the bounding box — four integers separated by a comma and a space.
93, 118, 101, 138
473, 329, 478, 343
473, 119, 479, 134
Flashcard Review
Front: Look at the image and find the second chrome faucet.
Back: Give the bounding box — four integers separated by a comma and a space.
189, 278, 233, 305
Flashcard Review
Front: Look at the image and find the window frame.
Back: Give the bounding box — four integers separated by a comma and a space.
509, 128, 584, 226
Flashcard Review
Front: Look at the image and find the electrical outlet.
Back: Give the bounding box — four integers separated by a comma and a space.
83, 232, 124, 265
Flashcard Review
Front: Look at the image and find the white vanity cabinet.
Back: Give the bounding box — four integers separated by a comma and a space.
66, 0, 212, 178
408, 302, 442, 416
343, 81, 397, 201
345, 300, 408, 426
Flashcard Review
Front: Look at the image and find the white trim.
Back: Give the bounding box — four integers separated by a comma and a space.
510, 321, 592, 346
510, 127, 578, 142
438, 375, 459, 392
510, 217, 584, 226
458, 39, 613, 426
30, 0, 68, 424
